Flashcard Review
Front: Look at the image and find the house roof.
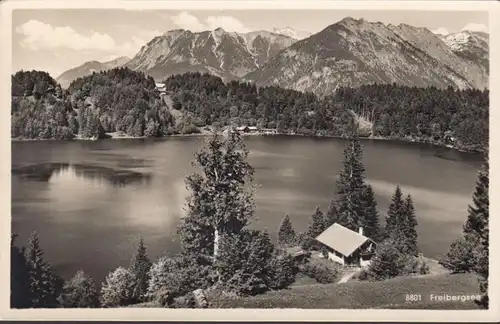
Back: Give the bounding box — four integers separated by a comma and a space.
315, 223, 373, 257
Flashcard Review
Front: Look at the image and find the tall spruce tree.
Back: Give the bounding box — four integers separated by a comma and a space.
277, 214, 296, 246
307, 206, 326, 238
178, 131, 256, 261
129, 237, 152, 302
361, 184, 381, 241
334, 132, 367, 231
469, 162, 489, 308
385, 185, 405, 239
402, 194, 419, 256
10, 234, 31, 308
324, 201, 338, 228
24, 231, 60, 308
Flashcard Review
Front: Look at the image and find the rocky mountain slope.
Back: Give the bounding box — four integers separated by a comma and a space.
243, 18, 489, 96
441, 31, 489, 76
125, 28, 296, 81
56, 56, 130, 88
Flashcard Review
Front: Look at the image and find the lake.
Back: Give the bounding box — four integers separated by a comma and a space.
11, 136, 484, 284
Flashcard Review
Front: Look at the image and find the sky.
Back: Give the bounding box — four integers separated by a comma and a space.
11, 9, 489, 78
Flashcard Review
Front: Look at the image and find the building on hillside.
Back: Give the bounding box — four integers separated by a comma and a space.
315, 223, 377, 267
235, 126, 259, 133
155, 82, 166, 93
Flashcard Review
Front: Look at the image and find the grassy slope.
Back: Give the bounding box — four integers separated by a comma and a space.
208, 273, 482, 309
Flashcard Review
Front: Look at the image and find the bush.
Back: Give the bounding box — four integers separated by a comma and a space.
439, 237, 478, 273
360, 239, 409, 281
58, 270, 100, 308
216, 230, 275, 296
266, 251, 300, 290
100, 267, 136, 307
404, 257, 430, 275
147, 255, 216, 303
299, 259, 340, 284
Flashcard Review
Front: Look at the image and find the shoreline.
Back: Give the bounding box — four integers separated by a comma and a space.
11, 131, 483, 154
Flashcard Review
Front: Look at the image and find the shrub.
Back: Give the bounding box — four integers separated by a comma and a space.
299, 259, 340, 284
147, 255, 216, 303
361, 239, 409, 281
100, 267, 136, 307
439, 237, 478, 273
266, 251, 300, 290
58, 270, 100, 308
216, 230, 275, 296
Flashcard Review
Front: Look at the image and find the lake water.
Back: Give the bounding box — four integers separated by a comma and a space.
11, 136, 484, 284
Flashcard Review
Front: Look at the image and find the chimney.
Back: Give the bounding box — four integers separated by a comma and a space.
358, 227, 363, 236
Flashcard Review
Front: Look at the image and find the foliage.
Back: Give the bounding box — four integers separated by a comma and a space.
334, 132, 367, 231
215, 230, 275, 296
24, 231, 62, 308
162, 73, 488, 152
277, 214, 296, 247
361, 184, 381, 241
299, 259, 340, 284
146, 255, 216, 304
441, 161, 489, 308
58, 270, 100, 308
10, 234, 31, 308
361, 239, 410, 281
266, 250, 300, 290
384, 185, 405, 239
129, 237, 152, 302
100, 267, 137, 307
402, 194, 419, 256
307, 206, 326, 239
440, 237, 478, 273
178, 131, 256, 258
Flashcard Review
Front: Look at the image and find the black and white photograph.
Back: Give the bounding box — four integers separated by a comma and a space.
1, 0, 498, 321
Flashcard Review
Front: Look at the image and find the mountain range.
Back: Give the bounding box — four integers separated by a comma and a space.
56, 56, 130, 88
54, 18, 489, 95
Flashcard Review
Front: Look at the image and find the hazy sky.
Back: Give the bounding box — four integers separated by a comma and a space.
12, 9, 489, 78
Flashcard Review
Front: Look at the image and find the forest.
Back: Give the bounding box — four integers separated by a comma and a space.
11, 69, 488, 152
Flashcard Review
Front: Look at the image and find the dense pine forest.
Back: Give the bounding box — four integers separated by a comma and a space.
11, 68, 488, 152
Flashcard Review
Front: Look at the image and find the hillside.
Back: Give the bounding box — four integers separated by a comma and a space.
244, 17, 489, 95
208, 273, 481, 309
126, 28, 296, 81
161, 73, 488, 152
56, 56, 130, 88
11, 68, 178, 140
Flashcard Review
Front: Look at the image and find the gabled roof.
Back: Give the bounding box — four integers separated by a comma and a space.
315, 223, 373, 257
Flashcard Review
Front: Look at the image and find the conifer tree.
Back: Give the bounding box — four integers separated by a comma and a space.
10, 234, 31, 308
385, 185, 405, 239
402, 194, 419, 256
364, 238, 409, 281
129, 237, 152, 302
361, 184, 381, 241
307, 206, 326, 238
24, 231, 61, 308
277, 214, 296, 246
334, 132, 367, 231
324, 201, 338, 228
177, 131, 256, 261
469, 162, 489, 308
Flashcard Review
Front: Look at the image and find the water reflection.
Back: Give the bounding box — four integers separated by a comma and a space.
12, 162, 152, 187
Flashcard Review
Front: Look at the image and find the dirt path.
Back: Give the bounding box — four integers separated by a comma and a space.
338, 267, 362, 284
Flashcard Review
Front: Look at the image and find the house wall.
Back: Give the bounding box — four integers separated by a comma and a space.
327, 251, 345, 265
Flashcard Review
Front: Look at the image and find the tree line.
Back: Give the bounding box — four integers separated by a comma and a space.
163, 73, 488, 152
12, 69, 488, 153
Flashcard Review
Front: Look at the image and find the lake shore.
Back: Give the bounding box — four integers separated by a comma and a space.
11, 130, 482, 154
